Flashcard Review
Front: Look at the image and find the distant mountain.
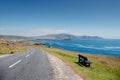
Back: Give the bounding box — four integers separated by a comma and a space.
34, 33, 76, 40
0, 35, 32, 41
0, 34, 103, 40
77, 36, 103, 39
34, 33, 103, 40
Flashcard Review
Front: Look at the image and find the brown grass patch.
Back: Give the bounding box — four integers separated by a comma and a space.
0, 40, 28, 54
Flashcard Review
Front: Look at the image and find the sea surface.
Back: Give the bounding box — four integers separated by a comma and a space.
26, 39, 120, 56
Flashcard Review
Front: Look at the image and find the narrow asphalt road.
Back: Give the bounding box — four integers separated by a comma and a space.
0, 47, 52, 80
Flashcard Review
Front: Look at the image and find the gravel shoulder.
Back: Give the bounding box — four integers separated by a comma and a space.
0, 55, 10, 58
47, 53, 83, 80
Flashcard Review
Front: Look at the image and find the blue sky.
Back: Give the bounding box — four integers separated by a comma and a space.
0, 0, 120, 38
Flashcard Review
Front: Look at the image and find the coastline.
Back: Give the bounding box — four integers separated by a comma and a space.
43, 45, 120, 58
26, 39, 120, 57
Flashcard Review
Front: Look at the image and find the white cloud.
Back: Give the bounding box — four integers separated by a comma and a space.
0, 27, 75, 36
24, 28, 70, 36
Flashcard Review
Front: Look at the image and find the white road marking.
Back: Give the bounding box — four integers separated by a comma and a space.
8, 60, 21, 68
25, 54, 30, 57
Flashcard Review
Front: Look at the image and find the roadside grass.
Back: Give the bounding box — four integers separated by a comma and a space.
38, 46, 120, 80
0, 41, 28, 54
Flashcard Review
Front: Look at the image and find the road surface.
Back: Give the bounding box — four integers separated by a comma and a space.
0, 47, 52, 80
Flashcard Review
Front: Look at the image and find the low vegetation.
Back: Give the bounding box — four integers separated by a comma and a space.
0, 40, 28, 54
39, 46, 120, 80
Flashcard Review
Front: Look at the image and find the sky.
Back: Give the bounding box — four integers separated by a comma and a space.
0, 0, 120, 38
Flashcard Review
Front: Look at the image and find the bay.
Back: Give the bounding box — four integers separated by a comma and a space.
26, 39, 120, 56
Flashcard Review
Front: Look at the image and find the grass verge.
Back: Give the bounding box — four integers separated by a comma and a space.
38, 46, 120, 80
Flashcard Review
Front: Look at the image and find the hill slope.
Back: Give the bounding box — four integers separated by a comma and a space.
34, 33, 103, 40
0, 35, 32, 41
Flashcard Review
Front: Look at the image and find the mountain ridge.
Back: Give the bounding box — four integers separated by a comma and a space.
0, 33, 103, 40
34, 33, 103, 40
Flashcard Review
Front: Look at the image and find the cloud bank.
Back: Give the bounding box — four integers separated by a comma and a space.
24, 28, 71, 36
0, 27, 73, 36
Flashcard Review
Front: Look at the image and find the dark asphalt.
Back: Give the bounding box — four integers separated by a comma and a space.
0, 47, 52, 80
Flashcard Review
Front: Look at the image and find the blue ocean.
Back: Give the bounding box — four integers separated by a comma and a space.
27, 39, 120, 56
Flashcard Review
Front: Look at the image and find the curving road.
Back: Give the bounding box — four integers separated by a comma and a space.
0, 47, 52, 80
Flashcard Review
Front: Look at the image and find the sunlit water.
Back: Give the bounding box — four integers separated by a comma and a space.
26, 39, 120, 56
